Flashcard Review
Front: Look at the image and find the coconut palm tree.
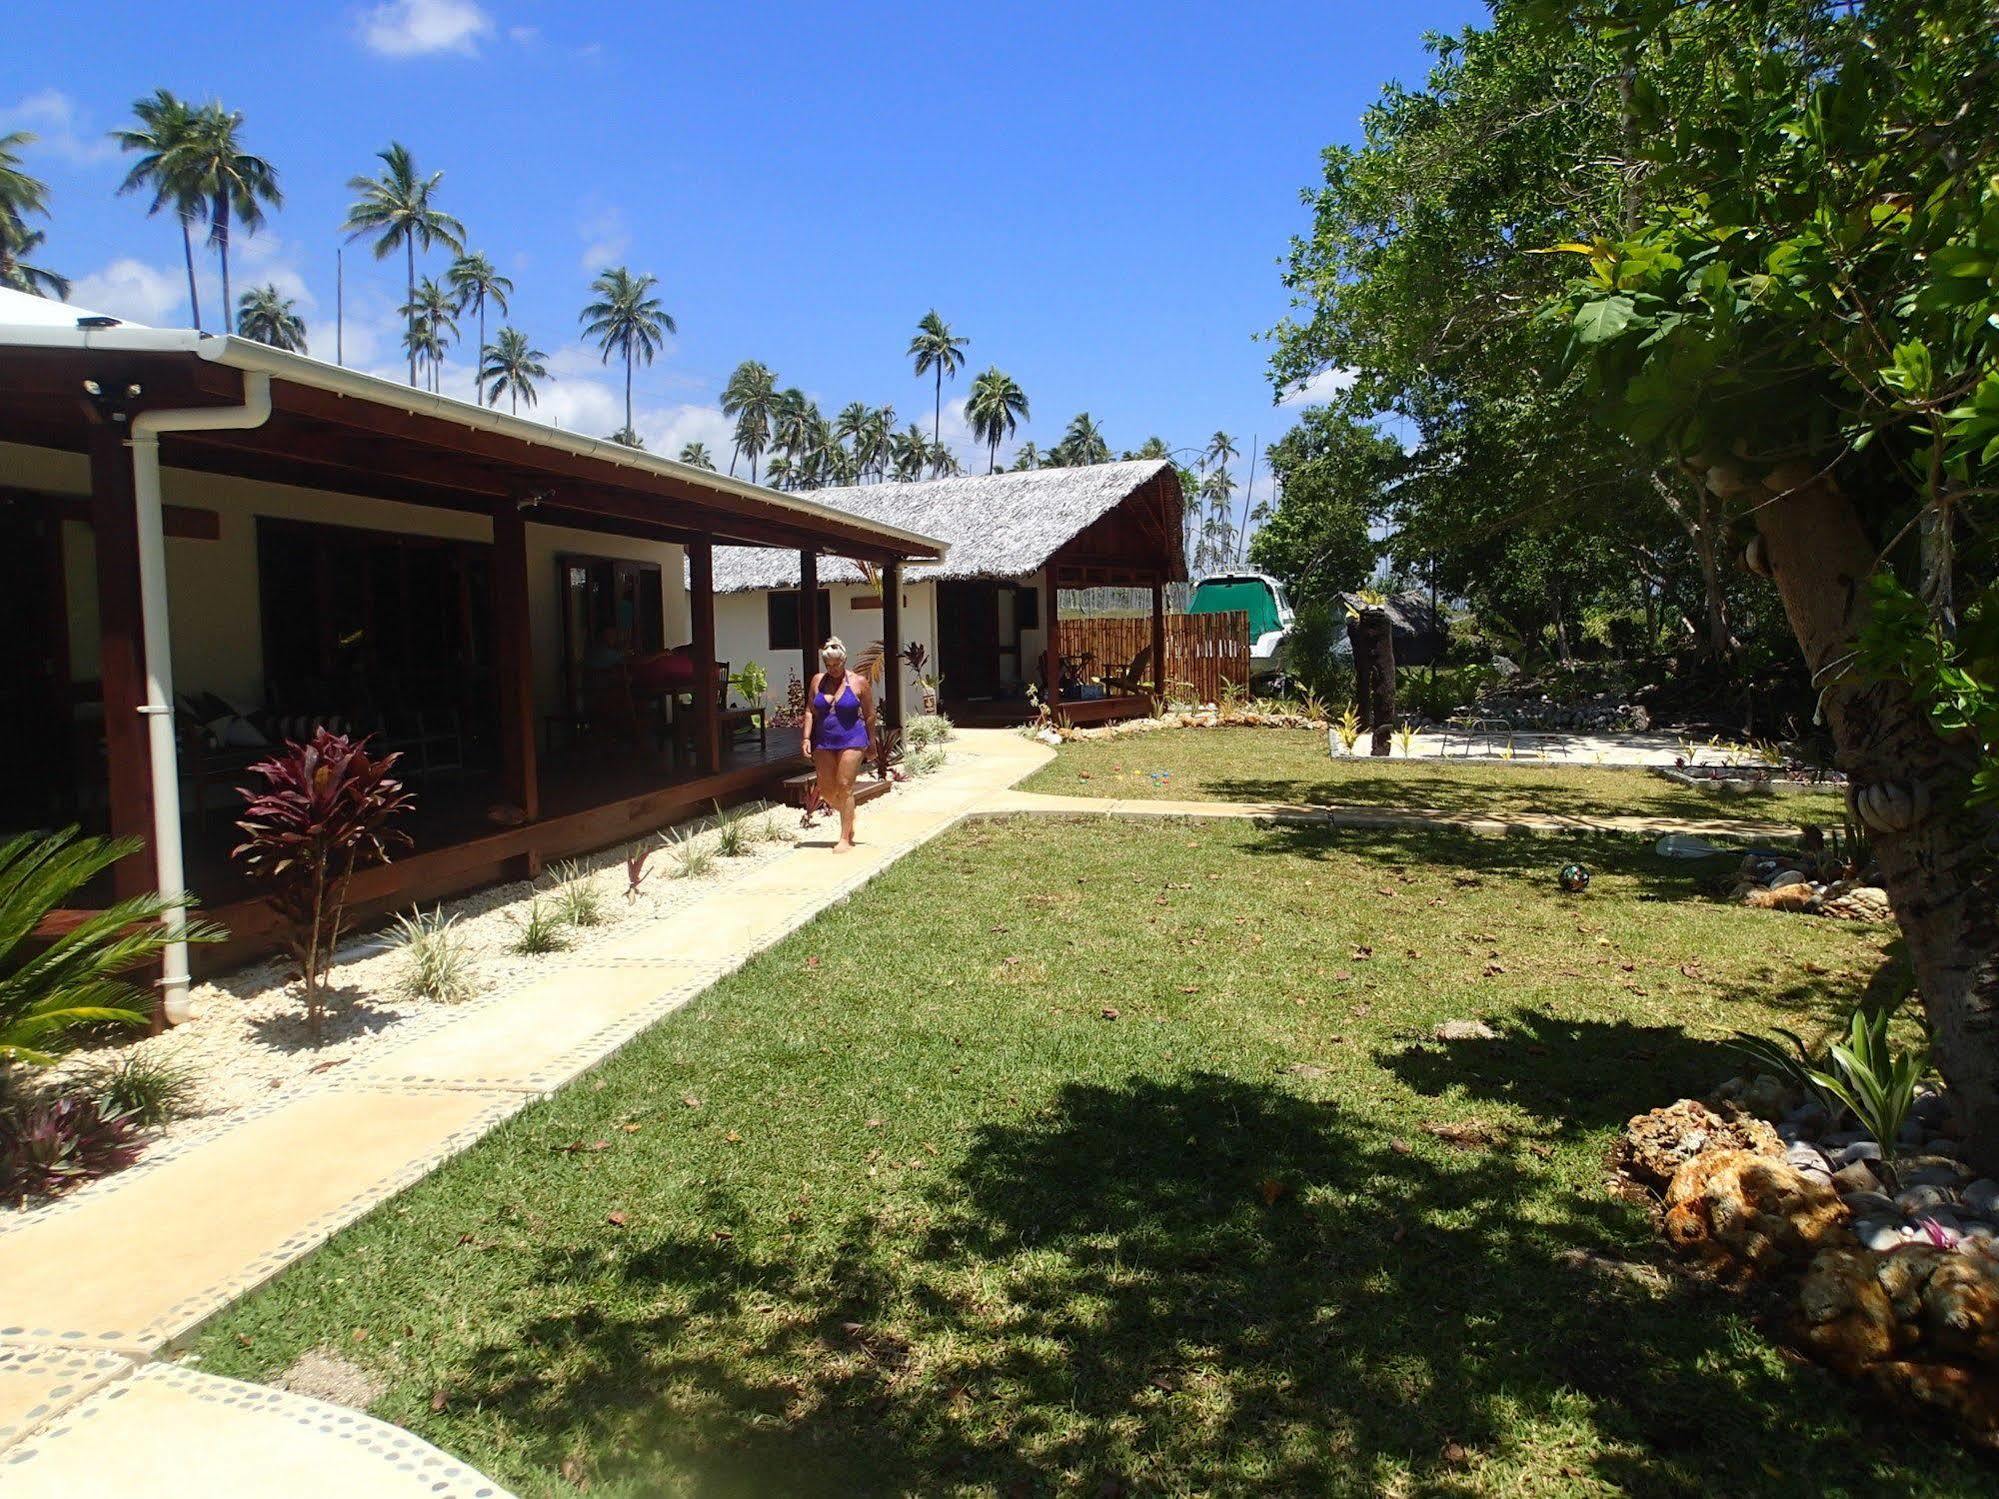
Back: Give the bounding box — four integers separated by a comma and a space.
907, 309, 968, 446
1135, 435, 1171, 460
771, 388, 815, 476
679, 441, 716, 470
927, 440, 961, 479
1201, 467, 1235, 565
236, 284, 306, 351
833, 401, 873, 472
480, 326, 547, 413
446, 253, 512, 404
608, 427, 646, 449
0, 134, 66, 298
764, 454, 796, 490
1013, 440, 1042, 472
965, 367, 1030, 474
581, 267, 673, 444
1059, 412, 1110, 466
720, 360, 776, 480
343, 144, 465, 387
110, 92, 209, 328
1205, 431, 1238, 472
175, 104, 280, 333
401, 277, 458, 391
890, 423, 929, 482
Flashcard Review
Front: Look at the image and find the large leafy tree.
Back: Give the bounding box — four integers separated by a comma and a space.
343, 143, 464, 387
581, 266, 674, 444
480, 326, 547, 413
446, 252, 512, 405
965, 367, 1030, 473
1267, 9, 1748, 663
907, 309, 968, 446
1534, 0, 1999, 1157
236, 283, 306, 351
111, 91, 208, 327
1247, 405, 1396, 611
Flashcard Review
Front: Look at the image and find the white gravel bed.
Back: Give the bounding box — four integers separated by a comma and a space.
7, 802, 807, 1214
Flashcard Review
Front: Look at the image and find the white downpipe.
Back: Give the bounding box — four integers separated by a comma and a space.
128, 373, 273, 1021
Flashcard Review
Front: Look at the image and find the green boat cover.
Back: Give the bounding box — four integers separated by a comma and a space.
1188, 577, 1281, 639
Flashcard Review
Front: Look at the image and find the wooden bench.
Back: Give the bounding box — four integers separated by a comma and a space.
780, 770, 894, 809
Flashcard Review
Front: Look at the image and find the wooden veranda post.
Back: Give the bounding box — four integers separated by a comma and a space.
798, 549, 819, 694
88, 423, 155, 900
1150, 576, 1167, 702
491, 505, 541, 838
1042, 574, 1063, 712
881, 559, 903, 734
688, 539, 720, 774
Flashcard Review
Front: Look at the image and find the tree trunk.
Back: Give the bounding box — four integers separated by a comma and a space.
1348, 614, 1373, 730
1745, 467, 1999, 1168
1363, 606, 1397, 756
180, 214, 201, 332
214, 193, 232, 332
405, 238, 417, 388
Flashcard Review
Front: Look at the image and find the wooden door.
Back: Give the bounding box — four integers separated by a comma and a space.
936, 580, 1001, 699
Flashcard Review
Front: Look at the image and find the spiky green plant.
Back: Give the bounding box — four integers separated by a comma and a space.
549, 862, 606, 927
1805, 1006, 1930, 1188
663, 829, 716, 880
1, 828, 221, 1067
507, 899, 570, 956
1334, 706, 1363, 755
80, 1050, 199, 1127
386, 906, 478, 1003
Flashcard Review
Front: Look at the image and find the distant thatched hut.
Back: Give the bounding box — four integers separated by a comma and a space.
710, 460, 1188, 724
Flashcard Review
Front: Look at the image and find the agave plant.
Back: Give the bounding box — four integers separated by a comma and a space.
234, 730, 413, 1043
1, 828, 220, 1067
1804, 1006, 1930, 1188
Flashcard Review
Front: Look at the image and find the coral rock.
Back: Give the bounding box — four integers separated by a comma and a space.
1867, 1361, 1999, 1440
1925, 1256, 1999, 1365
1663, 1150, 1848, 1280
1745, 882, 1821, 912
1796, 1248, 1904, 1372
1616, 1100, 1782, 1191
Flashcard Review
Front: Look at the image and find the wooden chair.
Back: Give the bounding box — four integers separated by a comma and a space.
1102, 644, 1154, 696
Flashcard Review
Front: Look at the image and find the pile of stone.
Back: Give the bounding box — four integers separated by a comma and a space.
1464, 688, 1648, 734
1728, 853, 1890, 920
1618, 1085, 1999, 1443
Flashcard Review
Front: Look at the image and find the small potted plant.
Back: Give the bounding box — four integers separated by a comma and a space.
901, 641, 940, 714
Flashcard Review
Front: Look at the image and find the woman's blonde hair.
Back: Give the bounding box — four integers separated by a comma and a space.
819, 636, 848, 667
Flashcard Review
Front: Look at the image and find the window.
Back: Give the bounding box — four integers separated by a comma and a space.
1014, 583, 1040, 630
768, 588, 832, 650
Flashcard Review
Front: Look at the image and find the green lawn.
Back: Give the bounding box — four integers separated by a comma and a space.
1019, 727, 1848, 824
192, 817, 1956, 1497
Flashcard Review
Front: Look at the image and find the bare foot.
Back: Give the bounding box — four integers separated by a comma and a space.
833, 838, 854, 853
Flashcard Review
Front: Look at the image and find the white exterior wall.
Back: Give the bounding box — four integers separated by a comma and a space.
1, 439, 686, 719
713, 578, 938, 712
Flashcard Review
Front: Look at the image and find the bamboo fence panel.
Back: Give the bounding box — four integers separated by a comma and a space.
1057, 611, 1251, 704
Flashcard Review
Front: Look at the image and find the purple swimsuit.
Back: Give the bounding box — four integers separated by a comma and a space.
810, 677, 870, 751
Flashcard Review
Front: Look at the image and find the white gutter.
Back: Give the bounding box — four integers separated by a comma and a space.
128, 372, 274, 1020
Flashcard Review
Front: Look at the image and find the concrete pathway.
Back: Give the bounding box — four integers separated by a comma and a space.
0, 729, 1050, 1496
0, 727, 1791, 1493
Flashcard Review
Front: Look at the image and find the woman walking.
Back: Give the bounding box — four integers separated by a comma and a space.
803, 636, 873, 852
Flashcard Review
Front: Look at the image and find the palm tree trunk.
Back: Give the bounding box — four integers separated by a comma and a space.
476, 300, 487, 405
405, 237, 417, 388
179, 213, 202, 331
214, 193, 232, 332
933, 368, 943, 446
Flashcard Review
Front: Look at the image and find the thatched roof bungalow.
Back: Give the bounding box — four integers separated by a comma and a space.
707, 460, 1187, 725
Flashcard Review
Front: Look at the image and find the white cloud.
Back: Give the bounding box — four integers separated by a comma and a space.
576, 207, 631, 273
0, 89, 117, 166
357, 0, 494, 57
69, 259, 188, 326
1278, 366, 1357, 407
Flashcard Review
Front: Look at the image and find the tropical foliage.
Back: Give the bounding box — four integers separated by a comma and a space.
581, 266, 674, 443
0, 132, 66, 298
235, 283, 306, 351
480, 326, 547, 413
907, 309, 969, 445
0, 828, 218, 1067
232, 730, 414, 1044
446, 251, 512, 405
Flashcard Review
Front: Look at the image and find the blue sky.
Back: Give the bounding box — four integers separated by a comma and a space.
5, 0, 1484, 509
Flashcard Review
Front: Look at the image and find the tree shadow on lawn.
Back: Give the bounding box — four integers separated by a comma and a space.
449, 1071, 1971, 1497
1201, 767, 1820, 822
